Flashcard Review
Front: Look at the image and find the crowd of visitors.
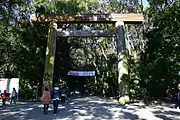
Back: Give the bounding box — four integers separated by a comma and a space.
0, 88, 18, 106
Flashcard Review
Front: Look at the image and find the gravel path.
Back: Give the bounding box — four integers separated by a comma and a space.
0, 97, 180, 120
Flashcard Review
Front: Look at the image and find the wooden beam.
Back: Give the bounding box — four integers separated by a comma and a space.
112, 14, 143, 23
31, 13, 144, 23
56, 29, 116, 37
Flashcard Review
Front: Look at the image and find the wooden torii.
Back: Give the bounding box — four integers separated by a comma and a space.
31, 13, 144, 96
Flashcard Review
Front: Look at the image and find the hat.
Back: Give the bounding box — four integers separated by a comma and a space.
178, 84, 180, 90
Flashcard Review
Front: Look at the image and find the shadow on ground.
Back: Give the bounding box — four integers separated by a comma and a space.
0, 97, 180, 120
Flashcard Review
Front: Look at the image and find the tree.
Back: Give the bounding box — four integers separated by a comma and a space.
141, 0, 180, 99
0, 0, 146, 99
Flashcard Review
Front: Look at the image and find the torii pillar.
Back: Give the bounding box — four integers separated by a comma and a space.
116, 21, 128, 97
43, 21, 57, 90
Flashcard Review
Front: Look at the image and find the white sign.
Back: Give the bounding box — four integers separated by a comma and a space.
0, 78, 19, 93
67, 71, 95, 76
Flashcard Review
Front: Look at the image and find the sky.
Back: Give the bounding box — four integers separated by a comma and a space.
141, 0, 149, 7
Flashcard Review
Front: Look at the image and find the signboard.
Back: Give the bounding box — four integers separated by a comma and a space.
67, 71, 95, 76
0, 78, 19, 93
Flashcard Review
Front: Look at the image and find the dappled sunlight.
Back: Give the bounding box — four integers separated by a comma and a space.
1, 97, 180, 120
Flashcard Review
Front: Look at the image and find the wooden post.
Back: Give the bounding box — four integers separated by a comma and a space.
43, 21, 57, 91
115, 21, 128, 98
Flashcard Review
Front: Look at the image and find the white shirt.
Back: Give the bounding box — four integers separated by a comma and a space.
12, 91, 16, 97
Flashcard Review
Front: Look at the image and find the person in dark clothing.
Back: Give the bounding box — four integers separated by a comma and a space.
51, 84, 60, 114
60, 87, 66, 103
0, 90, 2, 97
66, 87, 70, 101
175, 84, 180, 109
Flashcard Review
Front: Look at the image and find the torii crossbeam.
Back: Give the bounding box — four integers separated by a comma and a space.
31, 13, 144, 96
31, 13, 143, 23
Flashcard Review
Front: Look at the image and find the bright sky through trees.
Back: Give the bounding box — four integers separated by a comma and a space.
141, 0, 149, 7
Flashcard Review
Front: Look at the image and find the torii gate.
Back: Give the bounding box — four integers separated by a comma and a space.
31, 13, 144, 96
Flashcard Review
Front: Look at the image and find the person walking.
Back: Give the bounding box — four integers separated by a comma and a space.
2, 90, 7, 106
175, 84, 180, 109
41, 88, 51, 114
0, 90, 2, 99
10, 88, 17, 105
66, 87, 70, 101
60, 87, 66, 104
51, 84, 60, 114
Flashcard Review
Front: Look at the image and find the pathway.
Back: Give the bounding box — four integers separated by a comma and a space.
0, 97, 180, 120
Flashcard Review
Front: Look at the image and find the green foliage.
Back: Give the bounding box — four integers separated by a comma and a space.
0, 0, 147, 100
53, 37, 118, 97
140, 1, 180, 99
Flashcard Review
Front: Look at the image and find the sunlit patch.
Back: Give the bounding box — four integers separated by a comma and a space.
75, 115, 94, 120
50, 56, 54, 64
59, 106, 66, 109
69, 102, 75, 105
25, 108, 34, 111
88, 100, 107, 104
46, 47, 49, 55
134, 109, 161, 120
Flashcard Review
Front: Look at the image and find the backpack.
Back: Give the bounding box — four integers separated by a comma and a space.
52, 87, 60, 99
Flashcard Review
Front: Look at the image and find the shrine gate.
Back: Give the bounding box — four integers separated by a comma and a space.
31, 13, 144, 96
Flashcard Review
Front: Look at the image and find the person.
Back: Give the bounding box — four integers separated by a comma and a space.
66, 87, 70, 101
41, 88, 51, 114
60, 87, 66, 104
51, 84, 60, 114
2, 90, 7, 106
175, 84, 180, 109
0, 90, 2, 99
10, 88, 17, 105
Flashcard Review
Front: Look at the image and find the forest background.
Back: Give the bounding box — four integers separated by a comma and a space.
0, 0, 179, 101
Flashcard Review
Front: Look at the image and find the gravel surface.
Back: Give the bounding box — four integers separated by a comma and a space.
0, 97, 180, 120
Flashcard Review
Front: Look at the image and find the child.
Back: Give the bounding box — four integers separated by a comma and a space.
41, 88, 51, 114
175, 84, 180, 109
